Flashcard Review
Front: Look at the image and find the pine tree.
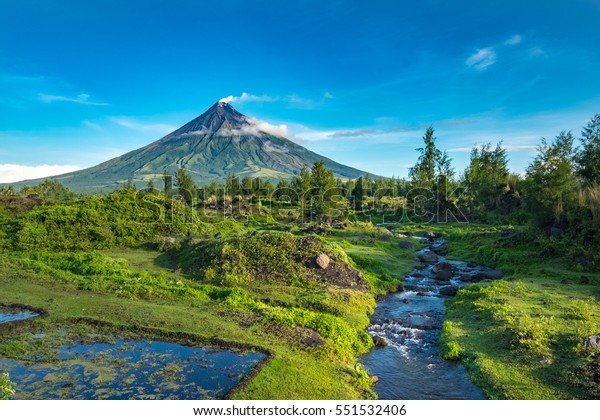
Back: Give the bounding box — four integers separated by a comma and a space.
526, 131, 578, 226
175, 167, 197, 206
576, 113, 600, 184
352, 177, 364, 210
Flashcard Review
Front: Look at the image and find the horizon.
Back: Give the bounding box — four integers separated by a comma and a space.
1, 0, 600, 183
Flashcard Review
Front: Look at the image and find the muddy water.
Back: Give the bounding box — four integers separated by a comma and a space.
0, 338, 266, 400
361, 237, 494, 400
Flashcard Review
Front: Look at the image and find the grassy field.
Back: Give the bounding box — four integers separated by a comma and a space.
2, 220, 599, 399
0, 224, 423, 399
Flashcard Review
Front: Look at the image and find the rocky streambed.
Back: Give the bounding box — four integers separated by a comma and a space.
361, 234, 503, 400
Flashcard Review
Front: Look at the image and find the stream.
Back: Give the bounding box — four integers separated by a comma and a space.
361, 235, 502, 400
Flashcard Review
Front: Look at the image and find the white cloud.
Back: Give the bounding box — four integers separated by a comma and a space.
82, 120, 102, 131
216, 117, 297, 141
38, 93, 109, 106
111, 117, 177, 134
529, 47, 546, 57
447, 145, 538, 153
466, 48, 497, 71
263, 141, 289, 154
0, 164, 81, 183
219, 92, 333, 109
219, 92, 278, 104
504, 35, 523, 46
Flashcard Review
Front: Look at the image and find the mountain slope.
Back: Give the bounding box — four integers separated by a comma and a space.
9, 101, 375, 192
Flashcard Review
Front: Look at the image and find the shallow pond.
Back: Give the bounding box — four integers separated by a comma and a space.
361, 237, 488, 400
0, 308, 40, 324
0, 338, 266, 399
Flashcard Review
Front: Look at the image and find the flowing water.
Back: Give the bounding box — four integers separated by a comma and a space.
0, 308, 40, 324
361, 236, 499, 400
0, 338, 266, 400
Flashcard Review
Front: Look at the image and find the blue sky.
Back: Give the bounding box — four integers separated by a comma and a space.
1, 0, 600, 182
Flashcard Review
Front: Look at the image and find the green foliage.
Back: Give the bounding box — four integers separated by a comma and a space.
576, 113, 600, 184
0, 372, 15, 400
525, 131, 578, 227
462, 142, 513, 216
183, 231, 349, 288
3, 189, 220, 251
439, 321, 462, 360
7, 251, 226, 301
175, 167, 198, 205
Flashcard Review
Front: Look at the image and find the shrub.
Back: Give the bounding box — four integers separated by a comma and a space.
439, 321, 462, 360
0, 372, 15, 400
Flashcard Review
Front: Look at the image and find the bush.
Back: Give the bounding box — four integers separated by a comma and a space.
439, 321, 462, 360
0, 372, 15, 400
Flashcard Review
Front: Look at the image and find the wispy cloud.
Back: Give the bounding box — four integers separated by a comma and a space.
447, 144, 537, 153
466, 34, 525, 71
110, 117, 177, 134
38, 93, 109, 106
466, 48, 497, 71
504, 35, 523, 46
219, 92, 278, 104
328, 129, 378, 138
0, 163, 81, 183
529, 47, 546, 57
219, 92, 333, 109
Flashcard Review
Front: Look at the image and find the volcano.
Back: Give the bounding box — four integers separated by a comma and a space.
13, 101, 373, 192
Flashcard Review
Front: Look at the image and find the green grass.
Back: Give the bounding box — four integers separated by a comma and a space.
0, 227, 398, 399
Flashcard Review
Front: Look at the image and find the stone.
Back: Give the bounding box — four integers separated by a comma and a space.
372, 336, 388, 347
431, 243, 448, 256
370, 375, 379, 384
439, 286, 458, 297
460, 274, 473, 282
433, 262, 454, 281
540, 358, 553, 366
402, 298, 411, 304
398, 241, 415, 251
418, 250, 439, 263
585, 334, 600, 349
316, 254, 330, 269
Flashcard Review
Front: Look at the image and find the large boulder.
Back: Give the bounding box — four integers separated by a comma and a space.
439, 286, 458, 297
433, 262, 454, 281
316, 254, 330, 269
431, 243, 448, 256
586, 334, 600, 349
398, 241, 415, 251
418, 251, 439, 263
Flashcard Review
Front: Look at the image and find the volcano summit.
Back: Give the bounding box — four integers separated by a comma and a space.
15, 101, 372, 192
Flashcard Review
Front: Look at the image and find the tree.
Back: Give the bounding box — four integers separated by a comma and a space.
576, 113, 600, 184
162, 170, 173, 198
525, 131, 578, 226
274, 178, 292, 201
226, 174, 241, 196
408, 127, 456, 220
409, 126, 441, 188
290, 167, 311, 207
310, 160, 336, 217
463, 142, 510, 214
352, 177, 364, 210
241, 176, 254, 196
175, 167, 197, 206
